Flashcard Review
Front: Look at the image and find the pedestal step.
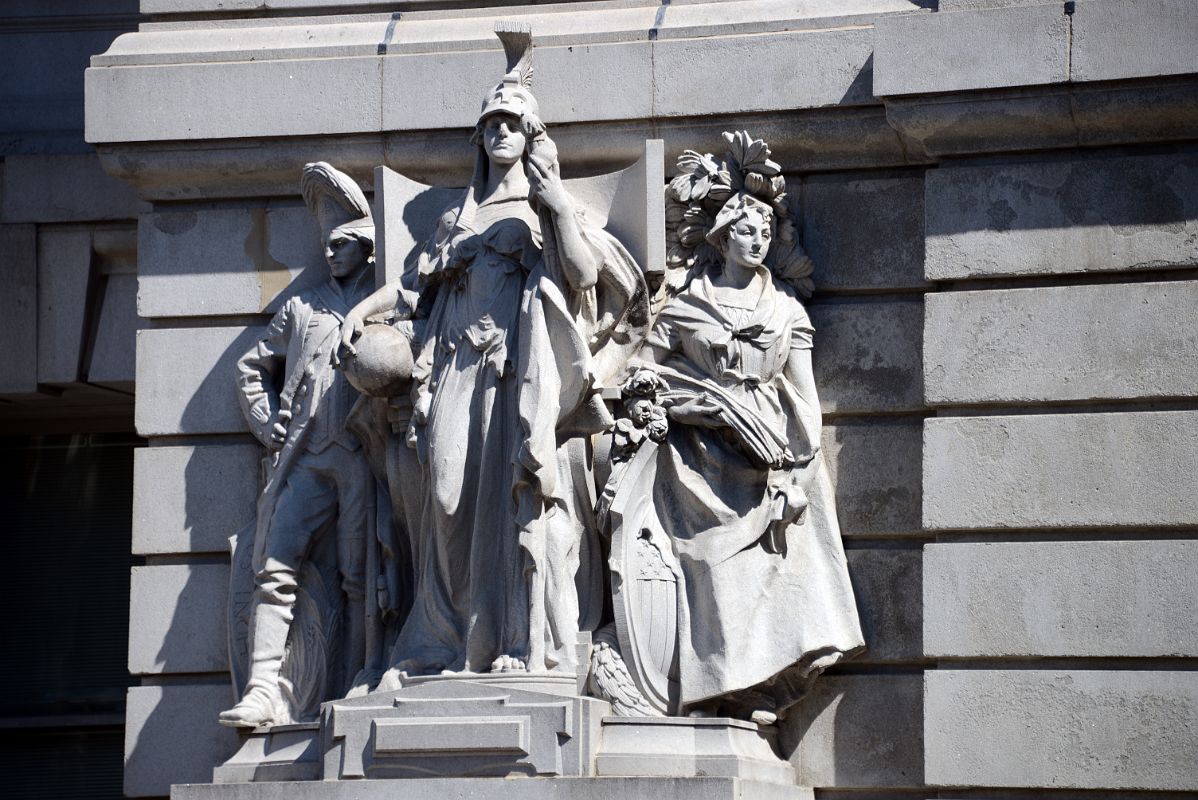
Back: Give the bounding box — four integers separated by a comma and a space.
177, 777, 813, 800
597, 716, 796, 785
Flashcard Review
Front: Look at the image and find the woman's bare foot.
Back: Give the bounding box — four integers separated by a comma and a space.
490, 654, 528, 672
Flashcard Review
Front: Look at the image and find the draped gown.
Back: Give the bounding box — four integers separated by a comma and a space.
644, 270, 864, 712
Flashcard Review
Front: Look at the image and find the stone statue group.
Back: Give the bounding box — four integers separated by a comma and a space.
220, 23, 863, 732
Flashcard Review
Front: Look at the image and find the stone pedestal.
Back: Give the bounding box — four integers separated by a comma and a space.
596, 716, 796, 785
322, 675, 606, 779
187, 675, 810, 799
175, 777, 812, 800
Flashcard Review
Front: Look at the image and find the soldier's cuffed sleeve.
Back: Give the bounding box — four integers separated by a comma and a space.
236, 300, 291, 446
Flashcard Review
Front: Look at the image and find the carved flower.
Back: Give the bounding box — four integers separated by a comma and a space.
669, 150, 723, 202
744, 172, 768, 196
723, 130, 782, 177
677, 223, 708, 248
666, 243, 690, 269
665, 200, 688, 224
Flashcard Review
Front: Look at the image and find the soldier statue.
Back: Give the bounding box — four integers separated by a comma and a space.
220, 162, 378, 728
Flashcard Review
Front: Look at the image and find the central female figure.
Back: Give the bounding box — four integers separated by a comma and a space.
349, 26, 645, 680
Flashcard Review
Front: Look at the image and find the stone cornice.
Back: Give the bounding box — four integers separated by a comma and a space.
84, 0, 1198, 199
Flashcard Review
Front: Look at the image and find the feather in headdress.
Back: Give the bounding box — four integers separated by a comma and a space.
494, 21, 534, 89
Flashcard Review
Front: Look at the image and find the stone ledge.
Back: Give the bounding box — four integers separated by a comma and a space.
874, 3, 1069, 97
885, 77, 1198, 159
94, 108, 919, 202
87, 2, 911, 145
0, 153, 149, 224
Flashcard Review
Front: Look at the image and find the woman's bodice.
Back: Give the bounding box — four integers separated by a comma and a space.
436, 198, 542, 360
651, 272, 812, 400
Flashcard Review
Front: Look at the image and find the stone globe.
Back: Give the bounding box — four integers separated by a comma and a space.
341, 323, 414, 398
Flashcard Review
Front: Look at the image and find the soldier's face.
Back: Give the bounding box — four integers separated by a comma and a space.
326, 233, 367, 277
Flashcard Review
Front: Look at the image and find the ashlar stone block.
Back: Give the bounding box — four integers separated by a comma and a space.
925, 281, 1198, 405
133, 443, 261, 555
925, 669, 1198, 790
823, 420, 922, 537
0, 223, 38, 395
129, 563, 231, 675
925, 540, 1198, 658
138, 205, 323, 318
925, 150, 1198, 280
125, 683, 241, 797
36, 227, 93, 385
652, 27, 875, 117
848, 548, 922, 663
811, 298, 923, 415
873, 3, 1069, 97
1072, 0, 1198, 84
783, 673, 924, 788
88, 272, 142, 390
87, 54, 384, 144
135, 325, 264, 437
800, 170, 929, 292
923, 411, 1198, 530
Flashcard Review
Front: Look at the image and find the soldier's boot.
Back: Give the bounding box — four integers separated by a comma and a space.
219, 600, 290, 728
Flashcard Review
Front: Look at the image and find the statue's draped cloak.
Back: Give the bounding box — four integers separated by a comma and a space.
391, 160, 645, 674
642, 272, 865, 708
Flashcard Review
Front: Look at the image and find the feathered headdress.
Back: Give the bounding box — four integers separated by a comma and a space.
477, 22, 539, 123
300, 161, 374, 247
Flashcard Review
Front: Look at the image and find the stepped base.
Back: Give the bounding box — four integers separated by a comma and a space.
205, 676, 807, 798
212, 723, 319, 784
597, 716, 796, 785
176, 777, 813, 800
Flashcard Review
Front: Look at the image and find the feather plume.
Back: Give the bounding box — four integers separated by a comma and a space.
587, 624, 659, 717
494, 21, 534, 89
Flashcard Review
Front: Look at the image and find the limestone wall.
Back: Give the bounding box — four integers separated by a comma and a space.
87, 0, 1198, 796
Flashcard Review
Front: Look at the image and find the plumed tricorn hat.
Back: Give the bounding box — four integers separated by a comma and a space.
300, 161, 374, 246
477, 22, 539, 124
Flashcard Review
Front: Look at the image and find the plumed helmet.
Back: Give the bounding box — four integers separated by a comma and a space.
478, 22, 539, 124
300, 161, 375, 250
